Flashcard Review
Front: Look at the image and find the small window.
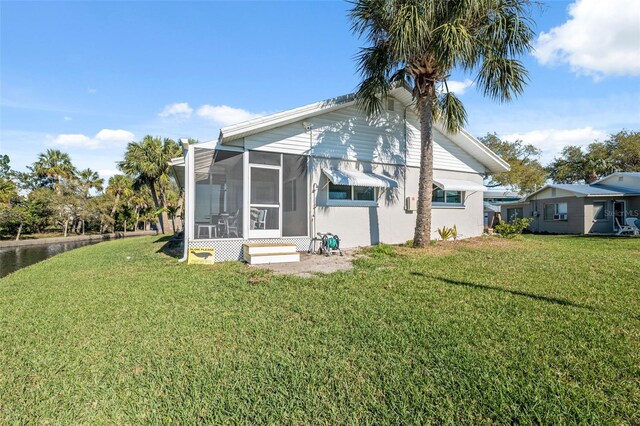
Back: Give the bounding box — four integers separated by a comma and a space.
328, 182, 376, 203
432, 185, 463, 205
328, 183, 351, 200
354, 186, 375, 201
506, 207, 524, 222
593, 201, 606, 220
544, 203, 568, 220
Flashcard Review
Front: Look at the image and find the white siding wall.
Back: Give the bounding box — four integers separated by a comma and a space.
311, 159, 485, 247
244, 102, 486, 174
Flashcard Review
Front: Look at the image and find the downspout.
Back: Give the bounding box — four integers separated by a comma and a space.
178, 140, 191, 262
403, 105, 408, 202
307, 123, 317, 249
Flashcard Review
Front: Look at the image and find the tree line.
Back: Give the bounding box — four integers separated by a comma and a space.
0, 136, 183, 240
480, 130, 640, 193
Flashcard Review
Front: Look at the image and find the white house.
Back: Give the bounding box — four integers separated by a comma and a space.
171, 86, 509, 263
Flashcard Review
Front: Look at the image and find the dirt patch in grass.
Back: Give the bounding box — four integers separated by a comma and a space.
394, 235, 526, 257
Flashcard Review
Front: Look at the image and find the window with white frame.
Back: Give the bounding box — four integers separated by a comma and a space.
544, 202, 568, 220
432, 185, 464, 205
593, 201, 606, 220
328, 182, 376, 202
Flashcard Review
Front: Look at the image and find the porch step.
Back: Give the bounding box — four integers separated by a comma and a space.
243, 243, 297, 255
243, 243, 300, 265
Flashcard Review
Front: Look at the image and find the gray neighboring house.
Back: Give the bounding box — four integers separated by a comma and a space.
171, 86, 510, 262
500, 173, 640, 234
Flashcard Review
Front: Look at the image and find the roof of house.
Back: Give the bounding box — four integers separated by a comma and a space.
504, 180, 640, 204
592, 172, 640, 185
215, 86, 510, 174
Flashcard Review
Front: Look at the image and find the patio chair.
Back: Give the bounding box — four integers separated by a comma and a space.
615, 218, 639, 236
624, 217, 640, 236
225, 210, 241, 237
250, 208, 267, 230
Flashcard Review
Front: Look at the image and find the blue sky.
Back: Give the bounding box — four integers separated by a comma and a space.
1, 0, 639, 179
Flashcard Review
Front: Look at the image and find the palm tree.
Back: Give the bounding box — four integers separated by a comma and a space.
77, 168, 104, 197
76, 168, 104, 234
32, 149, 76, 194
118, 136, 182, 234
350, 0, 534, 247
106, 174, 133, 232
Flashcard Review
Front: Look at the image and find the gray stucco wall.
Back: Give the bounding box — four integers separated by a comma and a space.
311, 158, 485, 248
501, 195, 640, 234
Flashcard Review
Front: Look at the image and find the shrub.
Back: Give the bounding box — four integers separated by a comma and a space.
494, 217, 532, 238
437, 225, 458, 241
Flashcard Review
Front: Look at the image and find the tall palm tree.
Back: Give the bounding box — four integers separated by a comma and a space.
106, 174, 133, 232
77, 168, 104, 197
118, 136, 182, 234
32, 149, 76, 194
76, 168, 104, 234
351, 0, 534, 247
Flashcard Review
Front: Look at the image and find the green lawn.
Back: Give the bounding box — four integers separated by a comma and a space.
1, 235, 638, 424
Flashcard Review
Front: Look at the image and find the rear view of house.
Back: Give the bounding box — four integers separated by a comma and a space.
171, 86, 509, 262
501, 173, 640, 234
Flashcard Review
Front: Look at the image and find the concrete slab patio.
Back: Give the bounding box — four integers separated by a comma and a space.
249, 250, 356, 277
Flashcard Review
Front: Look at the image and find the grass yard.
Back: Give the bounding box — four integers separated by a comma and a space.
0, 235, 638, 424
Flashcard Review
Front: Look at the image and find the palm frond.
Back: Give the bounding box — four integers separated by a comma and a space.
434, 87, 467, 133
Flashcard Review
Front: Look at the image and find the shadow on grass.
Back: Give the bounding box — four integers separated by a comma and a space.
155, 233, 183, 258
412, 272, 594, 310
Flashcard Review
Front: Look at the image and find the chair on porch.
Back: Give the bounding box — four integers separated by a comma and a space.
225, 210, 241, 238
615, 217, 639, 236
250, 208, 267, 230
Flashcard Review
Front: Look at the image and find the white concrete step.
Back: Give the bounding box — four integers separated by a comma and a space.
243, 243, 297, 256
243, 252, 300, 265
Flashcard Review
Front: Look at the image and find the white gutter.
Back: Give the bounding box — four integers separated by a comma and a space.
178, 140, 192, 262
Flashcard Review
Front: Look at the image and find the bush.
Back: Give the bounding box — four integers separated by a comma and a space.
494, 217, 532, 238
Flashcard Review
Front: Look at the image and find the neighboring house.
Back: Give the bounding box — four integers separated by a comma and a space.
500, 172, 640, 234
483, 189, 522, 227
171, 86, 510, 262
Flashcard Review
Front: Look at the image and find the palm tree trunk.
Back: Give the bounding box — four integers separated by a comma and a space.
174, 188, 184, 232
135, 208, 140, 231
15, 222, 23, 241
110, 194, 120, 233
158, 185, 173, 234
63, 217, 69, 237
149, 184, 165, 234
413, 92, 435, 248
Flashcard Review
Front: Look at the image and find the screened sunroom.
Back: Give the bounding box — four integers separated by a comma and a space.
171, 140, 310, 260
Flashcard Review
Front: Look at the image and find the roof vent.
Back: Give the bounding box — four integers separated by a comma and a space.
618, 176, 624, 182
387, 98, 395, 111
551, 188, 557, 197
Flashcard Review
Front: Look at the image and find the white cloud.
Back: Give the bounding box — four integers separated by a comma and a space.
87, 88, 97, 94
501, 126, 608, 164
94, 129, 134, 144
158, 102, 193, 119
64, 116, 72, 121
196, 105, 263, 126
534, 0, 640, 78
49, 129, 135, 150
49, 134, 97, 148
97, 169, 119, 179
445, 79, 474, 95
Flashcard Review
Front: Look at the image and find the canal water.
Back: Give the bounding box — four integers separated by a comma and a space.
0, 240, 99, 279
